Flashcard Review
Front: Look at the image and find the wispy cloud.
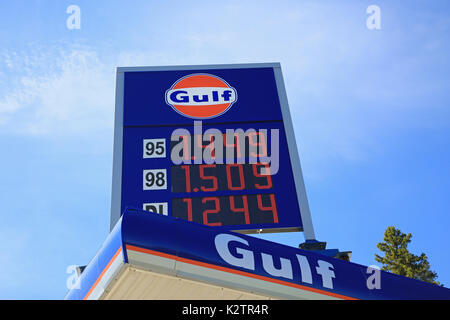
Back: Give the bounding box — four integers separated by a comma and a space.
0, 1, 449, 298
0, 1, 449, 168
0, 44, 115, 138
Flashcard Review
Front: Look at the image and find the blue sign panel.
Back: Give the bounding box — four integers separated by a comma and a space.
111, 63, 315, 235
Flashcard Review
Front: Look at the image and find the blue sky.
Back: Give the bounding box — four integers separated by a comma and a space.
0, 0, 449, 299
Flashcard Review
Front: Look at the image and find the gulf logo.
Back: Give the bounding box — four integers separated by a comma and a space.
165, 73, 237, 119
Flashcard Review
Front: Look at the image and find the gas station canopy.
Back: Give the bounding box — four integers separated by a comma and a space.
65, 209, 450, 300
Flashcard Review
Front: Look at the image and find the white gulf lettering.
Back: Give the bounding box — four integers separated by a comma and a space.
261, 253, 293, 279
214, 234, 255, 270
214, 234, 339, 291
296, 254, 313, 284
316, 260, 336, 289
167, 87, 236, 106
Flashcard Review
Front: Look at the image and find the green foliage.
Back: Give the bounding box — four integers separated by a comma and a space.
375, 226, 442, 286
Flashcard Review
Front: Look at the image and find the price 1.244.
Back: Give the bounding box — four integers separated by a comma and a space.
172, 194, 279, 227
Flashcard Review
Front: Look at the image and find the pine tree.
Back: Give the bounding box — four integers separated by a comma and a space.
375, 226, 442, 286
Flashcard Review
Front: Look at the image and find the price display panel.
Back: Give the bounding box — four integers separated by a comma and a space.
111, 64, 313, 234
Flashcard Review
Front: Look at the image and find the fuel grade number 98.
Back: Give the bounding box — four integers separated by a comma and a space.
143, 169, 167, 190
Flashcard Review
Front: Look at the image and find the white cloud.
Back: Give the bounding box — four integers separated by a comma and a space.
0, 1, 449, 169
0, 46, 115, 138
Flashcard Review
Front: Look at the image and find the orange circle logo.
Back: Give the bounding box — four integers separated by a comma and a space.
165, 74, 237, 119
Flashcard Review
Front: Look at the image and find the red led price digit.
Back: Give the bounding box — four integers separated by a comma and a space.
248, 131, 268, 157
204, 134, 216, 159
178, 135, 190, 161
199, 164, 218, 192
252, 163, 273, 189
192, 134, 204, 161
223, 133, 242, 157
257, 194, 279, 223
202, 197, 221, 226
226, 164, 245, 190
192, 134, 216, 161
229, 195, 250, 224
182, 198, 193, 221
180, 165, 191, 192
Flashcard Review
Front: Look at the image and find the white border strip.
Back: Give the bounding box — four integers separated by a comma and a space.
126, 247, 339, 300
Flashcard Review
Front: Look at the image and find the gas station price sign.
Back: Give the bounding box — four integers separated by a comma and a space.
110, 63, 314, 235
